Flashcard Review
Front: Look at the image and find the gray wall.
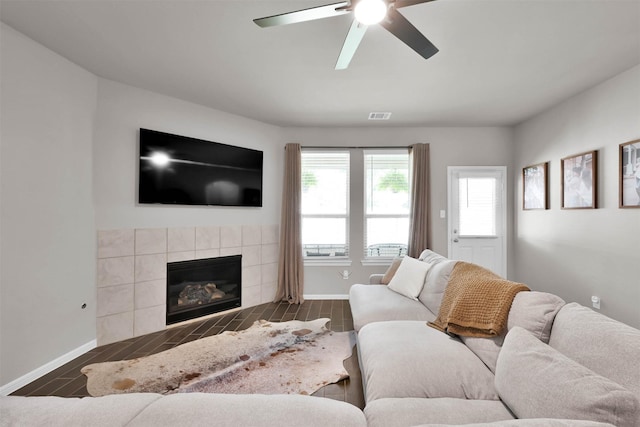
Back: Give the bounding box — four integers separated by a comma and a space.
0, 24, 98, 386
93, 79, 284, 230
513, 65, 640, 328
282, 127, 514, 296
0, 25, 286, 389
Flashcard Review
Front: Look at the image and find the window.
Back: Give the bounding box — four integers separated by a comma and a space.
301, 151, 350, 258
364, 150, 410, 259
301, 148, 410, 262
457, 176, 499, 237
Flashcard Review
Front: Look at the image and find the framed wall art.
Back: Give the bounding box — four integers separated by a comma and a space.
561, 150, 597, 209
523, 162, 549, 210
619, 139, 640, 208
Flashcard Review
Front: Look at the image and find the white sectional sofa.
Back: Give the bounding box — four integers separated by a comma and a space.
3, 249, 639, 427
349, 249, 640, 427
0, 392, 367, 427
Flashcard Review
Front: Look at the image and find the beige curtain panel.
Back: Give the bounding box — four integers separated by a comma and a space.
274, 143, 305, 304
408, 143, 431, 258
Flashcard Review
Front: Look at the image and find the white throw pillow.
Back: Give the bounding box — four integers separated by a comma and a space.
387, 256, 432, 300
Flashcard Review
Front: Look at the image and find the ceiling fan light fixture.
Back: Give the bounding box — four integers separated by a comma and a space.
354, 0, 387, 25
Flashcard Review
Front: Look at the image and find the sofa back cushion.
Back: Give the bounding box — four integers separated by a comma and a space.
460, 291, 565, 372
418, 259, 457, 314
418, 249, 448, 264
495, 327, 640, 427
548, 302, 640, 400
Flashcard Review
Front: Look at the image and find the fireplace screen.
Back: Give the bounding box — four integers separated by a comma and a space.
166, 255, 241, 325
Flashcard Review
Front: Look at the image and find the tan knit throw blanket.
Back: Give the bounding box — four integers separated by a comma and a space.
428, 262, 529, 337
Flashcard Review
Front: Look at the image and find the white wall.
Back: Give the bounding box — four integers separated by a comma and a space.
0, 24, 98, 386
94, 79, 284, 230
282, 127, 514, 296
514, 65, 640, 328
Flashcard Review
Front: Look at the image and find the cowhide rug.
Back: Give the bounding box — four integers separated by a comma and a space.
81, 318, 356, 397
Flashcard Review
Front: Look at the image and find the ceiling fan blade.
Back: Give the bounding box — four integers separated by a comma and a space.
394, 0, 437, 9
379, 7, 438, 60
335, 19, 368, 70
254, 1, 350, 28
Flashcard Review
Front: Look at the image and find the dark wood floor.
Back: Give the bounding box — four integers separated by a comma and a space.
10, 300, 365, 409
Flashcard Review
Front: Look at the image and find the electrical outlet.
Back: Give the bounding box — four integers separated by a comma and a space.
591, 296, 600, 310
342, 270, 350, 280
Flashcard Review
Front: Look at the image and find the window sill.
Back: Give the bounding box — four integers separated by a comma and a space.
303, 258, 352, 267
360, 258, 396, 267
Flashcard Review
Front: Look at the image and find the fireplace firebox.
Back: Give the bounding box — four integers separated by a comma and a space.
166, 255, 242, 325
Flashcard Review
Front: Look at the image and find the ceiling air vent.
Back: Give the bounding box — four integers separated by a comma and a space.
368, 112, 392, 121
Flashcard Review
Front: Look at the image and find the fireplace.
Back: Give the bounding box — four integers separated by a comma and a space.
166, 255, 242, 325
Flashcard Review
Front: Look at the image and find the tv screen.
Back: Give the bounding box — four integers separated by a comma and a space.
138, 129, 263, 207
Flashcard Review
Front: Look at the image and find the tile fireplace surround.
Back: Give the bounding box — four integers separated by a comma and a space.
96, 225, 279, 345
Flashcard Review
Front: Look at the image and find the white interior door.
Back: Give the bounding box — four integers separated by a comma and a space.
448, 167, 507, 277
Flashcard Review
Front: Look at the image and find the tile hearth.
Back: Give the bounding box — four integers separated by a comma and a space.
96, 224, 279, 345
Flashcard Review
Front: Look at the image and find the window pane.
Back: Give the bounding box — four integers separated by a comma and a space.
365, 152, 410, 215
301, 151, 349, 258
302, 152, 349, 215
365, 218, 409, 257
364, 150, 410, 258
458, 177, 497, 236
302, 218, 347, 257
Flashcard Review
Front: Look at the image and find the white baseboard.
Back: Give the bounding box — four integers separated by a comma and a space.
0, 339, 97, 396
303, 294, 349, 300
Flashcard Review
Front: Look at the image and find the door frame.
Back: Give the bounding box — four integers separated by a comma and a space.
447, 166, 507, 277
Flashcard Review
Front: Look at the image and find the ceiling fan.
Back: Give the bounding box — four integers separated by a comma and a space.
253, 0, 439, 70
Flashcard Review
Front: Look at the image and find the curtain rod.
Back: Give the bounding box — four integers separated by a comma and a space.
294, 145, 412, 150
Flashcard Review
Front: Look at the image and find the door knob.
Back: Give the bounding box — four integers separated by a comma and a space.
453, 238, 459, 243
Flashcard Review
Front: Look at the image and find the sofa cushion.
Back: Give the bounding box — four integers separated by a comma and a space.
0, 394, 163, 427
548, 302, 640, 399
364, 397, 514, 427
414, 420, 616, 427
418, 259, 457, 314
128, 393, 367, 427
418, 249, 448, 264
0, 393, 368, 427
358, 321, 498, 402
369, 273, 384, 284
364, 397, 513, 427
495, 327, 640, 427
504, 291, 564, 342
387, 256, 432, 300
460, 291, 565, 372
349, 284, 436, 331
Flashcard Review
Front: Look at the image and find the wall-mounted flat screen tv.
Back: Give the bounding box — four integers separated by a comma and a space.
138, 129, 263, 207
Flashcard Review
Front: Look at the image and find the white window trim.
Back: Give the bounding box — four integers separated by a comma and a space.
304, 258, 353, 267
360, 258, 397, 266
362, 149, 411, 261
300, 147, 411, 265
301, 150, 350, 260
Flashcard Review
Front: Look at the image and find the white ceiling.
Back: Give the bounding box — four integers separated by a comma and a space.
1, 0, 639, 127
